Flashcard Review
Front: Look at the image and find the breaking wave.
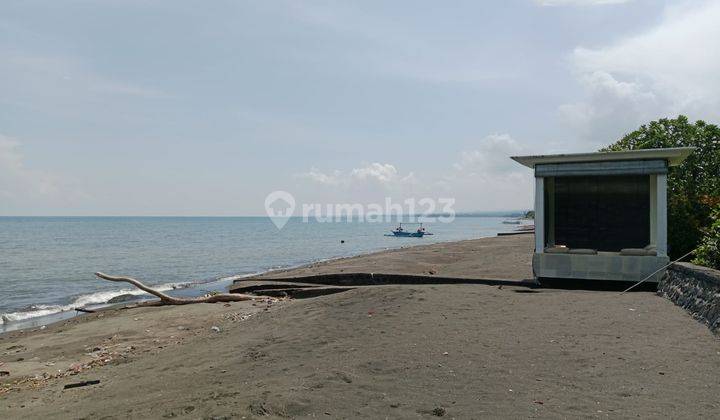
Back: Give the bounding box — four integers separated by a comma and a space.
0, 282, 188, 325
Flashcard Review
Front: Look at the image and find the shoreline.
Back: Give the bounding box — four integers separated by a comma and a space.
249, 233, 534, 282
0, 230, 520, 334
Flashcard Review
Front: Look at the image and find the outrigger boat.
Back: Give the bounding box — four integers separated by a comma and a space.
385, 223, 433, 238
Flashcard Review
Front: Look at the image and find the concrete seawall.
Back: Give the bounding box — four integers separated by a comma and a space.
658, 262, 720, 334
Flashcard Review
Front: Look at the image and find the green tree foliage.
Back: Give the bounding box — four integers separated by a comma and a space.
693, 206, 720, 270
601, 116, 720, 262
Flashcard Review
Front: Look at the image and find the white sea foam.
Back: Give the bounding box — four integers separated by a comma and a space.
0, 282, 187, 325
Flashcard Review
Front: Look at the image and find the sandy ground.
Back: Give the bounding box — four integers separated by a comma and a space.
254, 234, 534, 281
1, 235, 719, 419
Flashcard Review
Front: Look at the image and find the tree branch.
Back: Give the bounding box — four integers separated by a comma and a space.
94, 272, 260, 305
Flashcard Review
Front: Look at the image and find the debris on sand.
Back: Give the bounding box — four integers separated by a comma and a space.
432, 407, 446, 417
248, 401, 271, 416
0, 342, 136, 395
63, 380, 100, 389
223, 312, 253, 322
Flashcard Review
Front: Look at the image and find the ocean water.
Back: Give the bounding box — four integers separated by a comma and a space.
0, 216, 522, 331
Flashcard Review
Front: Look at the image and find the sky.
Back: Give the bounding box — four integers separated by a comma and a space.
1, 0, 719, 216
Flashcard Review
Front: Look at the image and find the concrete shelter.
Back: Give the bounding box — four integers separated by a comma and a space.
511, 147, 694, 283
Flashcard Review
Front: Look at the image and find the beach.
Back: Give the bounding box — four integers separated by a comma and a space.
0, 216, 519, 330
1, 234, 719, 418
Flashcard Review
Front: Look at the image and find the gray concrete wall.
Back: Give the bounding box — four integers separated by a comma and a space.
534, 253, 669, 282
658, 262, 720, 334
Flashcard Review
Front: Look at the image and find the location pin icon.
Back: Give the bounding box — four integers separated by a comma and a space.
264, 191, 296, 230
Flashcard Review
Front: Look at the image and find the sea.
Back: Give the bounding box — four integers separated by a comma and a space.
0, 216, 524, 332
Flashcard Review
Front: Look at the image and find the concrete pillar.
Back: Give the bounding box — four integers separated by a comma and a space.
535, 176, 545, 253
649, 175, 657, 246
656, 174, 668, 257
547, 177, 555, 247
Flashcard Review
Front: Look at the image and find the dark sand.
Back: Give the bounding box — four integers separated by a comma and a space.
253, 233, 534, 281
1, 235, 719, 419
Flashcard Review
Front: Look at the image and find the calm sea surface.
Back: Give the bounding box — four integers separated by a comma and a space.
0, 216, 521, 331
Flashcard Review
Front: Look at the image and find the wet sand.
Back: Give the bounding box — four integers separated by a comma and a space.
1, 235, 719, 418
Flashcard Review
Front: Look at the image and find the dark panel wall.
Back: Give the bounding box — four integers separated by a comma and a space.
551, 175, 650, 251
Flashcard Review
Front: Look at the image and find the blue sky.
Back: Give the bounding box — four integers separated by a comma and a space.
1, 0, 718, 215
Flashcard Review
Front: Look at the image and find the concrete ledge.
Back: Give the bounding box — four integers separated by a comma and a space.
230, 273, 534, 293
658, 262, 720, 334
252, 286, 357, 299
497, 231, 534, 236
230, 281, 322, 294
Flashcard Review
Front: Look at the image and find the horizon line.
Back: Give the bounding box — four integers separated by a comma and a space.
0, 211, 531, 218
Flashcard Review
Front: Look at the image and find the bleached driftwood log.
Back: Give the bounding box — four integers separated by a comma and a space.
94, 272, 260, 305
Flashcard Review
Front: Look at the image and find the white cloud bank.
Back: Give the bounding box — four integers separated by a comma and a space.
560, 1, 720, 143
446, 134, 534, 210
453, 134, 525, 176
296, 134, 535, 211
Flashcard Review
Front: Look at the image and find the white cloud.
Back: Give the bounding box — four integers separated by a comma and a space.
577, 71, 655, 102
535, 0, 634, 5
297, 163, 417, 189
297, 167, 344, 186
558, 71, 660, 143
572, 2, 720, 107
452, 134, 525, 176
560, 1, 720, 143
350, 163, 417, 185
294, 162, 424, 210
444, 134, 534, 211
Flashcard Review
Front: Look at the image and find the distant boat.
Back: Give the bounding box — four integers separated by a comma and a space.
385, 223, 434, 238
502, 219, 521, 224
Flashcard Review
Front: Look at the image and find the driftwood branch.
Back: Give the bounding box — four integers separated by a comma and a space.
75, 307, 97, 313
94, 272, 260, 305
